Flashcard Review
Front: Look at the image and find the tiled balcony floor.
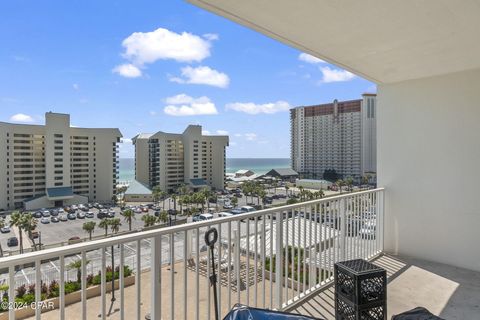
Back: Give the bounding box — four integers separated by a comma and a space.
22, 254, 480, 320
290, 254, 480, 319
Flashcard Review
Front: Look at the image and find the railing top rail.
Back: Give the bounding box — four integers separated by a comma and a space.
0, 188, 384, 267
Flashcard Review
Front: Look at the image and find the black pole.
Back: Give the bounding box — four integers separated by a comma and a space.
107, 245, 116, 316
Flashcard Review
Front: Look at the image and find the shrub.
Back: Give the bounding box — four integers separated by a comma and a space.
16, 284, 26, 298
64, 281, 81, 295
48, 280, 59, 298
20, 293, 35, 305
27, 284, 35, 295
41, 282, 48, 295
86, 274, 94, 286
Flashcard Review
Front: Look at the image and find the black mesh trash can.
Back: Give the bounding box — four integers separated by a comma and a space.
334, 259, 387, 320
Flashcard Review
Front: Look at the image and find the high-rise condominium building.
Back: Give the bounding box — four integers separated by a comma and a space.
291, 94, 376, 180
132, 125, 229, 192
0, 112, 122, 210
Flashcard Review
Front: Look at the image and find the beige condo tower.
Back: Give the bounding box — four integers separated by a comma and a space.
0, 112, 122, 210
133, 125, 229, 193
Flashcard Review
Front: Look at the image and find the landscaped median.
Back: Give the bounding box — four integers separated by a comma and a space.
0, 266, 134, 320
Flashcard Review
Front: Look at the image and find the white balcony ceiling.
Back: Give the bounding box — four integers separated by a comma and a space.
188, 0, 480, 83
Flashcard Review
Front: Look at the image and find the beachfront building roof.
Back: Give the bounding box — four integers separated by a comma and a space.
124, 179, 153, 202
261, 168, 299, 182
235, 169, 255, 178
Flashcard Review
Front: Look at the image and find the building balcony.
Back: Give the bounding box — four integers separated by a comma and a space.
0, 188, 478, 320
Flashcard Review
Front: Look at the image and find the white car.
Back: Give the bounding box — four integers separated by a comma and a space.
240, 206, 256, 213
217, 212, 233, 218
193, 213, 213, 222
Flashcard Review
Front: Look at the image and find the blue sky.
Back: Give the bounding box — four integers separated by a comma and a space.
0, 0, 375, 158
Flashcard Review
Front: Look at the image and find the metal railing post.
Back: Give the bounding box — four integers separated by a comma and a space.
275, 210, 283, 309
150, 235, 162, 319
340, 197, 347, 261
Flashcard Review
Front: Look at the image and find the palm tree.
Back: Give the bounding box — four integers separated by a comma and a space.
110, 218, 121, 234
231, 196, 238, 208
201, 188, 212, 212
67, 259, 90, 283
336, 179, 345, 194
141, 214, 157, 227
158, 211, 169, 225
258, 189, 267, 208
82, 221, 96, 240
120, 209, 135, 231
9, 211, 24, 253
152, 186, 162, 207
345, 177, 354, 192
98, 218, 110, 237
285, 185, 290, 198
0, 217, 5, 230
172, 194, 178, 212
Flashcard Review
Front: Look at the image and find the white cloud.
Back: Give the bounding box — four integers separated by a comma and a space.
121, 28, 211, 65
112, 63, 142, 78
163, 94, 218, 116
298, 53, 325, 64
319, 66, 356, 83
73, 83, 79, 90
244, 133, 257, 141
164, 93, 196, 105
216, 130, 228, 135
202, 130, 211, 135
234, 133, 242, 137
229, 141, 237, 146
9, 113, 35, 123
225, 101, 290, 115
203, 33, 219, 41
121, 138, 132, 144
170, 66, 229, 88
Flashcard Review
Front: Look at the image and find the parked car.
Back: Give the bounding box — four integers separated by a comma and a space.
217, 212, 233, 218
240, 206, 256, 213
141, 206, 149, 213
85, 211, 94, 218
154, 210, 160, 217
134, 208, 142, 214
51, 216, 59, 223
7, 237, 18, 247
223, 204, 234, 210
59, 215, 68, 222
1, 226, 11, 233
33, 211, 42, 218
77, 212, 86, 219
67, 213, 77, 220
50, 209, 59, 216
42, 210, 51, 217
192, 213, 213, 222
229, 209, 244, 215
40, 217, 50, 224
68, 236, 81, 244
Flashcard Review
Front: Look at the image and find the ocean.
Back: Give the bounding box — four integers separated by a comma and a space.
119, 158, 291, 182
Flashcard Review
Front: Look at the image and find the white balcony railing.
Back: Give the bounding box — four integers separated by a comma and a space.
0, 188, 384, 320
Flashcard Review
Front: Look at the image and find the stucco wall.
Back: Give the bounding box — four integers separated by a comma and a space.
378, 68, 480, 272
